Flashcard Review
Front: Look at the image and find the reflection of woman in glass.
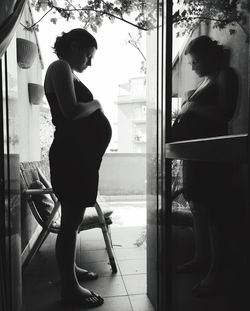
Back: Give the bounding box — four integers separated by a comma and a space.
44, 29, 112, 308
173, 36, 238, 296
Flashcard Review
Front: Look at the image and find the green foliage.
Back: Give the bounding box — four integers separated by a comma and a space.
40, 111, 54, 160
26, 1, 249, 41
173, 0, 249, 39
29, 0, 157, 32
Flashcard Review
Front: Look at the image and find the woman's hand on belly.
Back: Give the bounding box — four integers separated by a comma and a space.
92, 99, 104, 113
179, 101, 196, 115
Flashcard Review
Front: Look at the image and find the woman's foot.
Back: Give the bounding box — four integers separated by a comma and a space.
75, 266, 98, 282
176, 258, 209, 273
61, 285, 104, 308
192, 274, 225, 297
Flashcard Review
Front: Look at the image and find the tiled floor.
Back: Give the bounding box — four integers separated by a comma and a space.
21, 197, 154, 311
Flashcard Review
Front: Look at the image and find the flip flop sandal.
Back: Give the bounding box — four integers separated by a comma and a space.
192, 282, 225, 297
176, 261, 209, 274
61, 291, 104, 308
76, 270, 99, 282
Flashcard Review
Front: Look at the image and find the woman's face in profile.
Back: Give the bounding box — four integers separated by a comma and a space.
187, 53, 210, 77
70, 44, 96, 73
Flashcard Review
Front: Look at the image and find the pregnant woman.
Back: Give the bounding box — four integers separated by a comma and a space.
172, 36, 238, 296
44, 28, 112, 308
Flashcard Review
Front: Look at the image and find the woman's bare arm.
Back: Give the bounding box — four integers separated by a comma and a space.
181, 68, 238, 122
46, 60, 101, 120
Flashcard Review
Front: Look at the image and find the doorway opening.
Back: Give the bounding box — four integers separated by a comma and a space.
20, 5, 152, 311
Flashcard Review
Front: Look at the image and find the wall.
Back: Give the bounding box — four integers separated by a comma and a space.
4, 36, 22, 311
208, 23, 249, 134
16, 4, 43, 162
15, 3, 44, 255
98, 153, 146, 195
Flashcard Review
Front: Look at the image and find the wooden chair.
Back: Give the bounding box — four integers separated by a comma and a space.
20, 161, 117, 273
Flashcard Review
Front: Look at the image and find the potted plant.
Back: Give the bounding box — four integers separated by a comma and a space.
16, 38, 37, 69
28, 83, 44, 105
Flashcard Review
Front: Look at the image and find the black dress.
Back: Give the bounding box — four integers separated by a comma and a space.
45, 77, 112, 206
172, 71, 237, 204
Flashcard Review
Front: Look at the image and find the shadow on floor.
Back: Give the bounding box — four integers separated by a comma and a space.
172, 225, 249, 311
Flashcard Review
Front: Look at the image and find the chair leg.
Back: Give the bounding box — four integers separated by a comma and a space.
95, 202, 117, 273
22, 228, 50, 272
107, 225, 113, 247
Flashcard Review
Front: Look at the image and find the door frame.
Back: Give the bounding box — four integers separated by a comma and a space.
0, 57, 8, 311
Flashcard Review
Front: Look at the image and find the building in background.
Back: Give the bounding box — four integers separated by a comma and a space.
116, 76, 146, 153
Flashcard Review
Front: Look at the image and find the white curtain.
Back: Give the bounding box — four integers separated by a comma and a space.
0, 0, 27, 58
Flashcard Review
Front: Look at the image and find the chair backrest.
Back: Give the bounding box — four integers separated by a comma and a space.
20, 161, 113, 233
20, 163, 44, 226
20, 162, 61, 231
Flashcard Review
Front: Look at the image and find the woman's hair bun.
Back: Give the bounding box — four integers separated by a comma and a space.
53, 28, 97, 60
53, 32, 68, 58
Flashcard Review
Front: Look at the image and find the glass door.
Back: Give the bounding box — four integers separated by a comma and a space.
0, 57, 8, 311
146, 0, 168, 309
167, 2, 250, 310
0, 40, 22, 311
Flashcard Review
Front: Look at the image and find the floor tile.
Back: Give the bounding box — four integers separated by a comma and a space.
80, 239, 108, 251
22, 203, 148, 311
23, 256, 59, 283
111, 227, 146, 248
79, 249, 109, 263
111, 206, 146, 227
118, 259, 146, 275
129, 294, 155, 311
76, 260, 120, 277
22, 295, 133, 311
80, 228, 104, 241
81, 275, 127, 297
22, 301, 62, 311
23, 267, 60, 284
114, 247, 146, 261
90, 296, 133, 311
123, 274, 147, 295
22, 278, 60, 307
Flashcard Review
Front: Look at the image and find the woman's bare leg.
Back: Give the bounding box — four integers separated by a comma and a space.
56, 203, 98, 299
191, 202, 210, 264
192, 202, 227, 295
177, 201, 210, 272
198, 205, 225, 288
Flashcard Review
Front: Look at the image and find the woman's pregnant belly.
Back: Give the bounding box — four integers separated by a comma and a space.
60, 109, 111, 155
85, 109, 112, 156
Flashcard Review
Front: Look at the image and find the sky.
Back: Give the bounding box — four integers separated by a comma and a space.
33, 8, 146, 124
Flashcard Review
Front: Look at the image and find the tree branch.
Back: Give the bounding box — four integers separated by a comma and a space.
174, 15, 237, 24
52, 5, 149, 30
27, 3, 149, 31
174, 14, 249, 38
21, 7, 53, 30
127, 33, 146, 60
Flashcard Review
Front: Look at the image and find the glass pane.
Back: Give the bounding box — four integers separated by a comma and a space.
172, 1, 249, 142
146, 0, 160, 307
171, 1, 249, 310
